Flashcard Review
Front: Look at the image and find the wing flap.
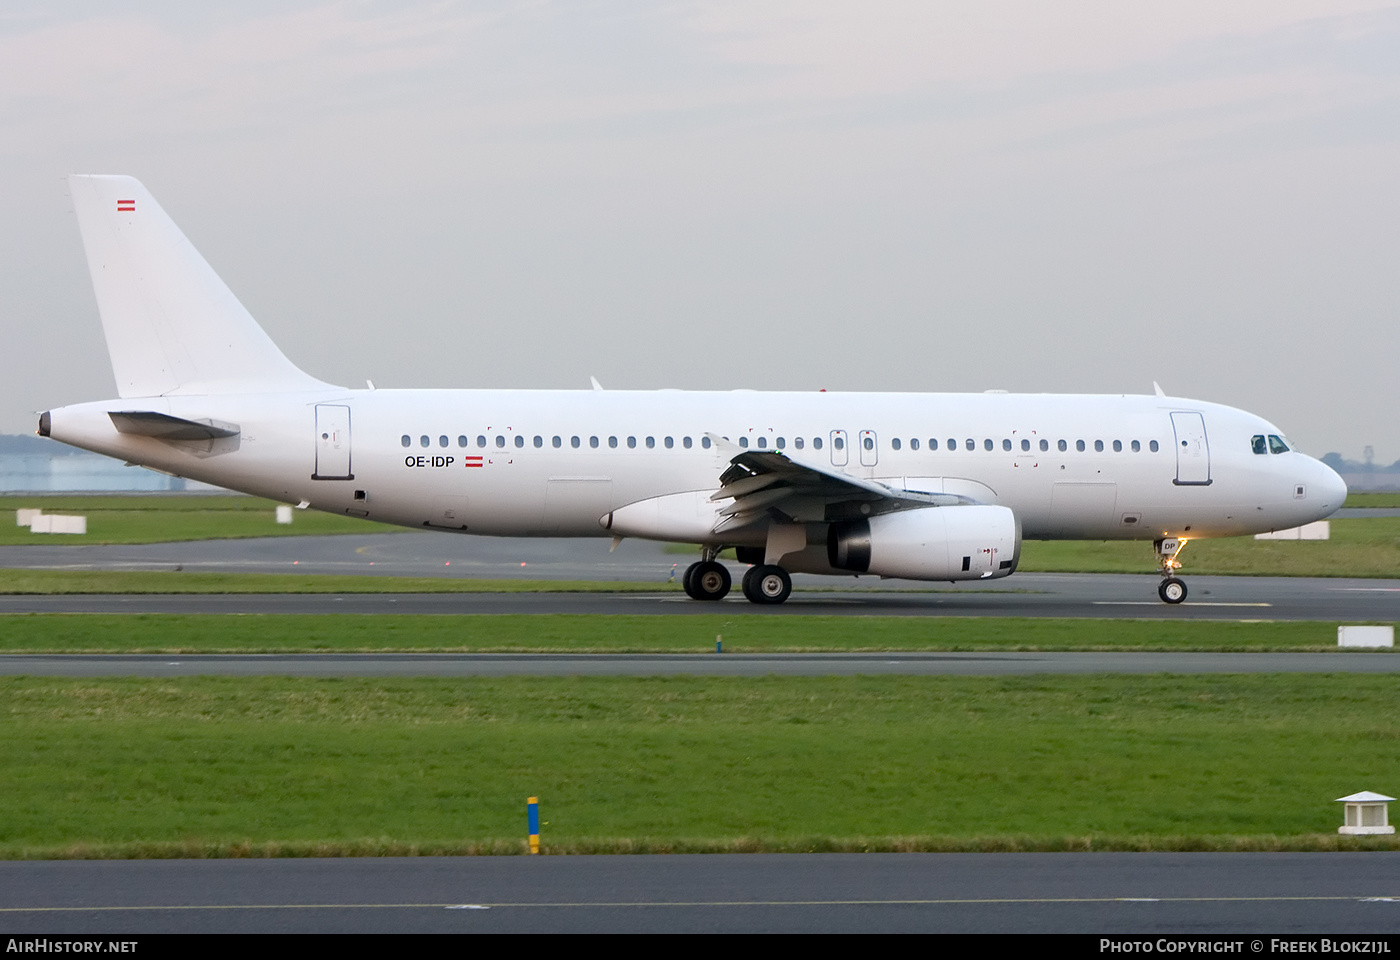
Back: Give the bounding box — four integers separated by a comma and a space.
707, 450, 987, 532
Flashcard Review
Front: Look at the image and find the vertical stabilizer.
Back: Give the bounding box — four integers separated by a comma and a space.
68, 175, 332, 397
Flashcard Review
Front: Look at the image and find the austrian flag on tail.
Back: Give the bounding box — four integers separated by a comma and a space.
116, 200, 135, 212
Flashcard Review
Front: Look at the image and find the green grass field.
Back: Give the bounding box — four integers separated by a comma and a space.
1347, 492, 1400, 507
0, 495, 386, 545
0, 613, 1390, 654
1018, 517, 1400, 578
2, 674, 1396, 857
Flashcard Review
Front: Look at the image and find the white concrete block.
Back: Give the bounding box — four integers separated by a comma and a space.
275, 505, 294, 525
30, 514, 85, 534
1338, 625, 1394, 648
16, 508, 41, 527
1255, 521, 1330, 540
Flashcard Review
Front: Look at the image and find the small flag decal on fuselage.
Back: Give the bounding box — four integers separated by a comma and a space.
117, 200, 135, 212
464, 456, 484, 468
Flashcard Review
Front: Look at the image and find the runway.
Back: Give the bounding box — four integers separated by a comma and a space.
3, 650, 1399, 677
2, 853, 1397, 933
2, 533, 1397, 620
2, 573, 1398, 620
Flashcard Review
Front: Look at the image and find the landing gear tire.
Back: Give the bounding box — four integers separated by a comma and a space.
1158, 577, 1187, 604
741, 564, 792, 605
688, 561, 731, 601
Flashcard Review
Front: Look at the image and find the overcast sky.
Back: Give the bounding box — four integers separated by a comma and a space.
3, 1, 1397, 461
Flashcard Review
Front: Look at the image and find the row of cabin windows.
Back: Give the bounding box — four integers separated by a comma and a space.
888, 437, 1159, 454
400, 433, 1162, 454
403, 433, 717, 450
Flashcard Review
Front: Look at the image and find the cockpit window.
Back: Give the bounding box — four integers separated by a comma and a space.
1268, 434, 1290, 454
1251, 435, 1267, 455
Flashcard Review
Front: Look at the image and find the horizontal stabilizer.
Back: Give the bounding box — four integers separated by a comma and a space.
109, 411, 239, 441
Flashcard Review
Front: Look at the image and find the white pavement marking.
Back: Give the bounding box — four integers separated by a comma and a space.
1092, 602, 1272, 607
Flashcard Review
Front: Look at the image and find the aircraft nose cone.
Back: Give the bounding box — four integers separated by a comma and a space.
1316, 460, 1348, 513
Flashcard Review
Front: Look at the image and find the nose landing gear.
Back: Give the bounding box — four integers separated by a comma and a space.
1155, 538, 1188, 604
683, 547, 732, 601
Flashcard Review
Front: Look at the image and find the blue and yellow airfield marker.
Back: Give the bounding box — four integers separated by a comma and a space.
527, 796, 540, 854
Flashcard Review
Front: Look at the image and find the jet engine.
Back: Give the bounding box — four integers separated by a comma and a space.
827, 505, 1020, 581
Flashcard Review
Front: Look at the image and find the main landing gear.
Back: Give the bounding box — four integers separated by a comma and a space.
682, 550, 793, 605
741, 564, 792, 605
1155, 537, 1188, 604
682, 558, 731, 601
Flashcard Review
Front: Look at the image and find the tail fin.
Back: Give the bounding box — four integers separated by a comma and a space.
68, 175, 332, 397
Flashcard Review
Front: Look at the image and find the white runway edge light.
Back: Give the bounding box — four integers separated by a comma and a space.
1337, 625, 1395, 648
1336, 792, 1395, 835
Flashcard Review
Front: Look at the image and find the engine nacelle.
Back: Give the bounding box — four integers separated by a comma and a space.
827, 505, 1020, 581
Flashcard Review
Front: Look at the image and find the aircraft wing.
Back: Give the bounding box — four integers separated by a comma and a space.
709, 447, 978, 534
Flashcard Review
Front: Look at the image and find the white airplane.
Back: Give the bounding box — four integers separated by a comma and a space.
39, 175, 1347, 605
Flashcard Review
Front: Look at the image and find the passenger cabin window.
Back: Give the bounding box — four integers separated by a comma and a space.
702, 437, 712, 449
794, 438, 803, 449
739, 438, 749, 449
646, 437, 655, 449
1112, 440, 1122, 452
1268, 435, 1290, 454
757, 437, 767, 449
515, 436, 524, 448
683, 437, 693, 449
891, 438, 901, 451
1002, 439, 1011, 451
552, 436, 562, 448
965, 439, 974, 451
533, 436, 543, 448
609, 436, 618, 448
1149, 440, 1159, 452
1021, 439, 1030, 452
863, 436, 874, 451
984, 439, 993, 451
571, 436, 581, 448
458, 436, 468, 448
910, 438, 920, 451
1058, 440, 1067, 452
1094, 440, 1104, 452
813, 437, 822, 450
627, 436, 636, 449
833, 436, 844, 450
439, 435, 448, 448
400, 435, 410, 448
1252, 435, 1267, 455
776, 437, 786, 449
664, 437, 673, 449
1131, 440, 1140, 452
420, 435, 430, 448
494, 436, 505, 448
590, 436, 599, 448
1040, 439, 1049, 452
477, 435, 486, 448
1076, 440, 1085, 452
